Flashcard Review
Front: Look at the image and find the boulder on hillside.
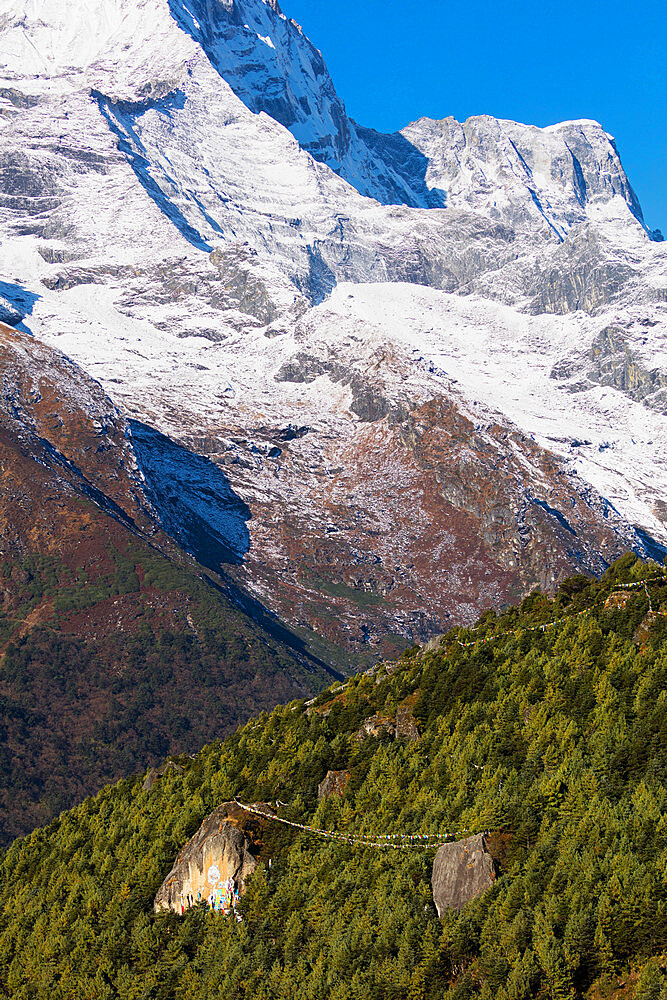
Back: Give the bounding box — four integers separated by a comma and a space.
432, 834, 496, 916
154, 801, 273, 915
395, 694, 420, 742
354, 714, 395, 741
318, 769, 349, 800
354, 697, 420, 743
422, 634, 447, 654
635, 610, 667, 647
604, 591, 633, 611
143, 760, 185, 792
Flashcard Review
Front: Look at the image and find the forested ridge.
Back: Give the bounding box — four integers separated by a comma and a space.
1, 555, 666, 999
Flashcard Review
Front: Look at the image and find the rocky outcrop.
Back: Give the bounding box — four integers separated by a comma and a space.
395, 694, 420, 742
209, 245, 278, 324
354, 715, 396, 741
353, 699, 420, 742
634, 610, 667, 648
586, 326, 667, 412
318, 770, 349, 801
154, 801, 271, 914
142, 761, 185, 792
422, 635, 448, 654
551, 325, 667, 413
432, 834, 496, 916
605, 591, 634, 611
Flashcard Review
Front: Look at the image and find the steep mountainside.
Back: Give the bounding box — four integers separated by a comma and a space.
1, 0, 666, 650
0, 322, 339, 844
0, 558, 665, 999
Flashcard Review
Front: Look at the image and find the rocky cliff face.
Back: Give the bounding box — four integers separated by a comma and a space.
402, 116, 647, 237
162, 0, 447, 208
1, 0, 665, 654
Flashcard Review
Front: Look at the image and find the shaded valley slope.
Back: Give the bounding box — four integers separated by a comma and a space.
0, 322, 339, 844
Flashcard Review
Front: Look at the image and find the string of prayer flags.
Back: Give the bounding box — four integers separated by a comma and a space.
455, 573, 665, 649
234, 800, 467, 849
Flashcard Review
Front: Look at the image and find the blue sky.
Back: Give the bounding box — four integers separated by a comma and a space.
286, 0, 666, 232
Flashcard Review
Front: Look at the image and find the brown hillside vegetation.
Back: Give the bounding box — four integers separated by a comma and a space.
0, 324, 339, 844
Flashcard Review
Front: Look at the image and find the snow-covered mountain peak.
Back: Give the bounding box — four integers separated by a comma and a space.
0, 0, 653, 230
1, 0, 666, 650
0, 0, 197, 100
162, 0, 445, 207
401, 114, 647, 237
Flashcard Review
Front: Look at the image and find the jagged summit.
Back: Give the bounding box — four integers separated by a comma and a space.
0, 0, 649, 228
402, 115, 647, 237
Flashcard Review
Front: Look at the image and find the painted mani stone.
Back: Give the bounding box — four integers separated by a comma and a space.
154, 801, 272, 916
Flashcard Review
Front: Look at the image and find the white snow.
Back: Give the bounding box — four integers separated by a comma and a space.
311, 283, 667, 541
1, 0, 666, 559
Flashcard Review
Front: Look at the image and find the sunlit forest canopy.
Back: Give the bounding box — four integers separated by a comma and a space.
1, 554, 666, 999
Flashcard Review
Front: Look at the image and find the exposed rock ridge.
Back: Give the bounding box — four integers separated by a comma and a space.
318, 770, 349, 801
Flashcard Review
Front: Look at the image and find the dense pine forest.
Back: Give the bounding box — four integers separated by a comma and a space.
1, 554, 666, 999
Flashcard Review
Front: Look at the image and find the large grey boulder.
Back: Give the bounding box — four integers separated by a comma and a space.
432, 834, 496, 916
154, 801, 271, 914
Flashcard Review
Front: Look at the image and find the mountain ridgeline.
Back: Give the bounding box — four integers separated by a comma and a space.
1, 556, 666, 999
1, 0, 666, 656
